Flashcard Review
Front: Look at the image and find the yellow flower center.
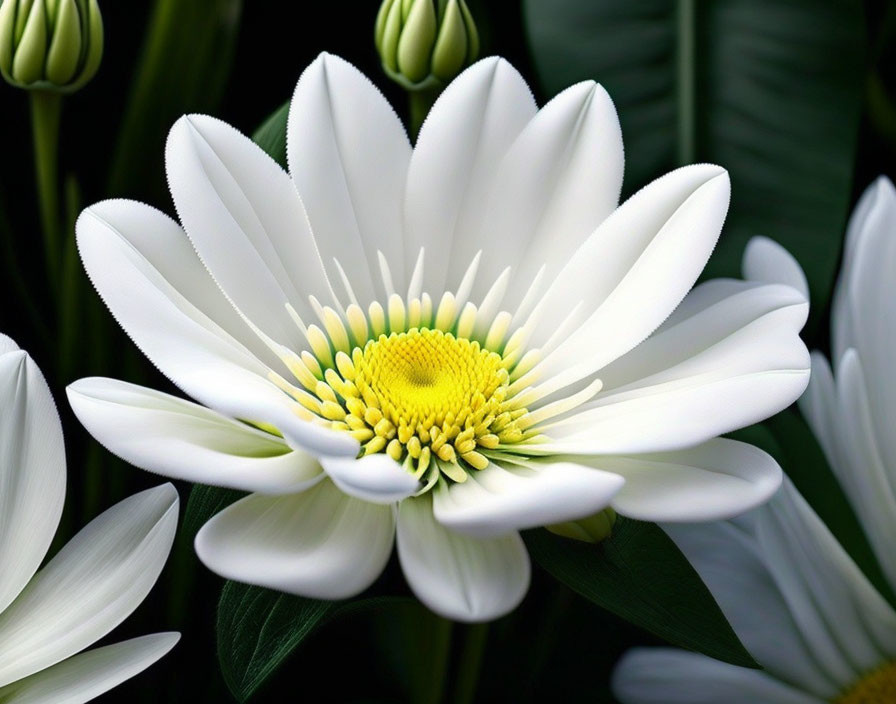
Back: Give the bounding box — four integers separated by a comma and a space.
836, 660, 896, 704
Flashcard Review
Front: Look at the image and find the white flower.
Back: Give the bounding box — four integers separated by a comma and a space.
613, 191, 896, 703
0, 334, 178, 703
800, 177, 896, 588
612, 480, 896, 704
67, 53, 808, 622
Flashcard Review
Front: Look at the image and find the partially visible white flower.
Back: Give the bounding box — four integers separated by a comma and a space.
67, 54, 809, 622
799, 177, 896, 587
0, 334, 178, 703
612, 480, 896, 704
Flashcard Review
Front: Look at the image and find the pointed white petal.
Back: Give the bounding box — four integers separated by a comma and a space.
742, 236, 809, 301
576, 438, 782, 522
288, 53, 411, 303
433, 461, 623, 537
166, 114, 334, 347
523, 165, 731, 392
0, 485, 178, 688
612, 648, 824, 704
320, 454, 419, 504
0, 334, 18, 355
397, 495, 530, 622
534, 280, 809, 455
195, 481, 395, 599
0, 350, 65, 615
0, 633, 179, 704
67, 378, 322, 494
484, 80, 624, 309
76, 201, 356, 458
404, 57, 536, 297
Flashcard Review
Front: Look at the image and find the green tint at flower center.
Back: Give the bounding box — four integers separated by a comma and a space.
837, 660, 896, 704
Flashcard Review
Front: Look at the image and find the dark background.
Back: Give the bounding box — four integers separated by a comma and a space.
0, 1, 893, 702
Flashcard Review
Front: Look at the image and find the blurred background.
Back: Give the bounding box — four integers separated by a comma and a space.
0, 0, 893, 701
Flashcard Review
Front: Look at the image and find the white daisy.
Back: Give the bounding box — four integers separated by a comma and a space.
612, 480, 896, 704
800, 176, 896, 588
67, 53, 808, 622
0, 334, 178, 703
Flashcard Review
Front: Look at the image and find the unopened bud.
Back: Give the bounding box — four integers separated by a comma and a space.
376, 0, 479, 91
0, 0, 103, 93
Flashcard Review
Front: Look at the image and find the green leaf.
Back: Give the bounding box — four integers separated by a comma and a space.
217, 581, 409, 702
251, 100, 289, 168
524, 518, 758, 668
181, 484, 245, 540
732, 413, 896, 606
108, 0, 243, 200
523, 0, 864, 335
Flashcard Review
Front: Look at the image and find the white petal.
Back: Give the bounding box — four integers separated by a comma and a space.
533, 280, 809, 454
485, 80, 624, 310
612, 648, 824, 704
433, 461, 623, 537
523, 165, 731, 393
742, 236, 809, 301
195, 480, 395, 599
0, 485, 178, 688
396, 495, 530, 622
288, 53, 411, 303
166, 114, 332, 347
404, 57, 537, 297
0, 334, 18, 355
76, 200, 356, 458
320, 454, 419, 504
67, 378, 322, 494
0, 350, 65, 615
0, 633, 179, 704
576, 438, 782, 522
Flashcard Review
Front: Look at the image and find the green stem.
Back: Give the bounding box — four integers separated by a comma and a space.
59, 175, 82, 382
676, 0, 696, 165
453, 623, 488, 704
30, 90, 63, 286
425, 616, 453, 704
408, 88, 439, 141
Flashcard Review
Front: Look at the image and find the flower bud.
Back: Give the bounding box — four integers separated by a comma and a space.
547, 508, 617, 544
375, 0, 479, 90
0, 0, 103, 93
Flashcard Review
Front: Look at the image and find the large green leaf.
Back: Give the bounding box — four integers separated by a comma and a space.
524, 518, 758, 668
217, 581, 408, 702
108, 0, 243, 199
524, 0, 864, 334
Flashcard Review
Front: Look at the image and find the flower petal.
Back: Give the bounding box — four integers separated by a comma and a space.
320, 454, 420, 504
612, 648, 824, 704
0, 484, 178, 688
396, 494, 530, 622
521, 165, 730, 391
67, 378, 322, 495
0, 349, 65, 616
574, 438, 782, 522
194, 480, 395, 599
531, 279, 809, 455
0, 633, 179, 704
0, 334, 18, 355
404, 57, 537, 298
288, 52, 411, 303
166, 114, 333, 348
433, 461, 623, 537
483, 80, 624, 311
742, 236, 809, 301
76, 199, 356, 458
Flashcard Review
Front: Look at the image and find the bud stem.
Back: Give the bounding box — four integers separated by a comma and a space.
408, 87, 439, 141
29, 89, 63, 286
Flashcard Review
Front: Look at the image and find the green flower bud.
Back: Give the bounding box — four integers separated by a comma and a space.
0, 0, 103, 93
547, 508, 617, 544
375, 0, 479, 91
